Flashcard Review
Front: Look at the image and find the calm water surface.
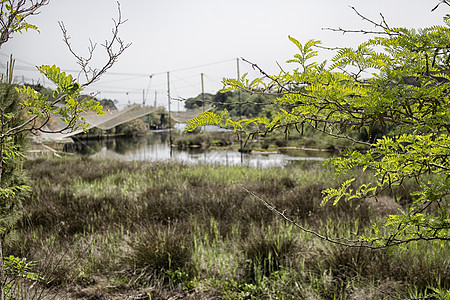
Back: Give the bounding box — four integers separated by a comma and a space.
67, 131, 330, 168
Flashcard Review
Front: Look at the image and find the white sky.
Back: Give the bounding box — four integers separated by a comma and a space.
0, 0, 448, 109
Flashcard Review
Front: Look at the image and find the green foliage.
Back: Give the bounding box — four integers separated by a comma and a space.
0, 61, 107, 298
0, 2, 128, 298
200, 90, 277, 119
3, 255, 43, 300
1, 62, 105, 232
188, 17, 450, 247
184, 93, 213, 110
115, 118, 147, 136
186, 110, 230, 132
0, 73, 29, 241
0, 1, 39, 38
4, 256, 42, 281
426, 287, 450, 300
16, 65, 104, 131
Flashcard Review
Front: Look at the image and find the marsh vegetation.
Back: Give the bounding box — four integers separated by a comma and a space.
4, 157, 448, 299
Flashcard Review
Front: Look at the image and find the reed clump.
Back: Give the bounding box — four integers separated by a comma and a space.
4, 157, 447, 299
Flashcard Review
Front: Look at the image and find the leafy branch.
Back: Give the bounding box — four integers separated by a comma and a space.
0, 0, 48, 47
188, 4, 450, 249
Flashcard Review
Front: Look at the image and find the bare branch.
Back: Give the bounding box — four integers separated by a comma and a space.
2, 114, 39, 138
322, 27, 389, 35
322, 6, 400, 36
58, 21, 91, 81
241, 57, 293, 95
379, 13, 391, 31
350, 6, 389, 30
431, 0, 450, 12
59, 1, 131, 88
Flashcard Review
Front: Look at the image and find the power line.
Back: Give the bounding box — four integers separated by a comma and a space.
0, 54, 236, 78
159, 58, 236, 75
3, 55, 243, 108
0, 53, 36, 67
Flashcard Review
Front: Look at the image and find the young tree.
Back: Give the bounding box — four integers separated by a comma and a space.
0, 1, 129, 298
187, 5, 450, 249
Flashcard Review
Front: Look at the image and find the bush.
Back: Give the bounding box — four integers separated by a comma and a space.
116, 118, 148, 136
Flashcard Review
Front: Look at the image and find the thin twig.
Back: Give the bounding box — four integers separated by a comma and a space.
322, 6, 401, 36
59, 1, 131, 88
243, 188, 369, 248
244, 188, 450, 249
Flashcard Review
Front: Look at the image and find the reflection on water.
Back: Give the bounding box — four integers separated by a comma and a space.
66, 133, 330, 168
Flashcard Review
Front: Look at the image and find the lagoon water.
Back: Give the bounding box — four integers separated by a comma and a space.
67, 129, 330, 168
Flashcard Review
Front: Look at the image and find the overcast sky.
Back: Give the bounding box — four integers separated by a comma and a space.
0, 0, 448, 109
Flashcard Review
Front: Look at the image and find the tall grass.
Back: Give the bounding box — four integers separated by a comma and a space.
5, 157, 448, 299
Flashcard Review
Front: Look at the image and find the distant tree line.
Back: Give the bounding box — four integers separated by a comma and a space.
185, 91, 277, 119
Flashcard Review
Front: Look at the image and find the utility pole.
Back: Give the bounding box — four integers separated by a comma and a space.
201, 73, 205, 132
167, 72, 172, 152
201, 73, 205, 111
237, 58, 243, 156
236, 58, 241, 106
142, 89, 145, 107
167, 72, 171, 124
154, 90, 157, 107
